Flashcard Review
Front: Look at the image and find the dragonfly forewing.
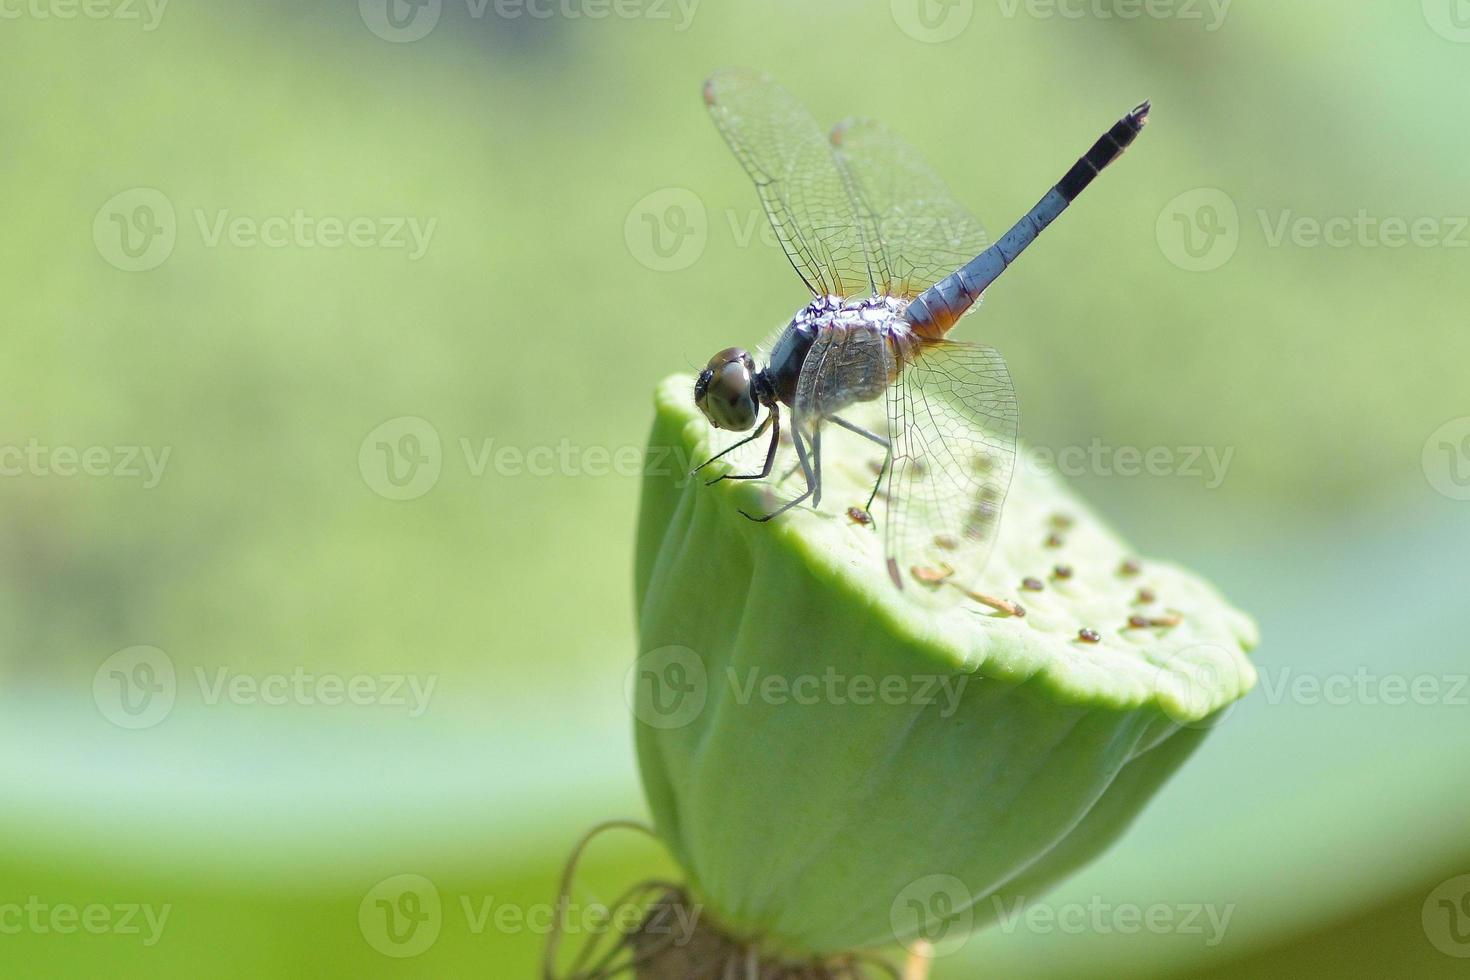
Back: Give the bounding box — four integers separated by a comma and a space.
704, 69, 881, 298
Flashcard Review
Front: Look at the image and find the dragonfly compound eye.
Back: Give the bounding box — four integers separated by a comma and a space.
695, 348, 758, 431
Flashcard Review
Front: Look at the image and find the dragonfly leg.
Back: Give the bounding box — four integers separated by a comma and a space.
827, 414, 889, 524
828, 414, 889, 448
810, 424, 823, 507
864, 446, 890, 516
711, 405, 782, 481
740, 415, 818, 522
707, 407, 781, 483
692, 410, 773, 483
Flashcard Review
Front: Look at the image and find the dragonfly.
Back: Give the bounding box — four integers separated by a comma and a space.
691, 69, 1149, 590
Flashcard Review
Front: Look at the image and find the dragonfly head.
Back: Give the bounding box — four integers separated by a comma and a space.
694, 347, 760, 431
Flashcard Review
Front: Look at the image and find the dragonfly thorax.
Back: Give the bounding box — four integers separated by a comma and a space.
765, 295, 914, 409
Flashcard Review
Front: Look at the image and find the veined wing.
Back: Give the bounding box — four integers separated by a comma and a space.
832, 118, 990, 303
884, 341, 1017, 591
705, 69, 882, 298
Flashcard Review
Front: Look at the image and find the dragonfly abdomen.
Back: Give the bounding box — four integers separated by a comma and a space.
903, 101, 1151, 339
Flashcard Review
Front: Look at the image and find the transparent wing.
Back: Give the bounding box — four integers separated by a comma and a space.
832, 118, 990, 301
884, 341, 1017, 590
705, 69, 880, 298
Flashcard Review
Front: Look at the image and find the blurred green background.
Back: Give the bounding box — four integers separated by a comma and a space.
1, 0, 1468, 976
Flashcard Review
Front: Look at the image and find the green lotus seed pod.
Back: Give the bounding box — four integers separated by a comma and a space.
632, 375, 1258, 961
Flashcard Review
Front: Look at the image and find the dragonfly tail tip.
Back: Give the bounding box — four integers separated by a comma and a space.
1130, 100, 1152, 127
